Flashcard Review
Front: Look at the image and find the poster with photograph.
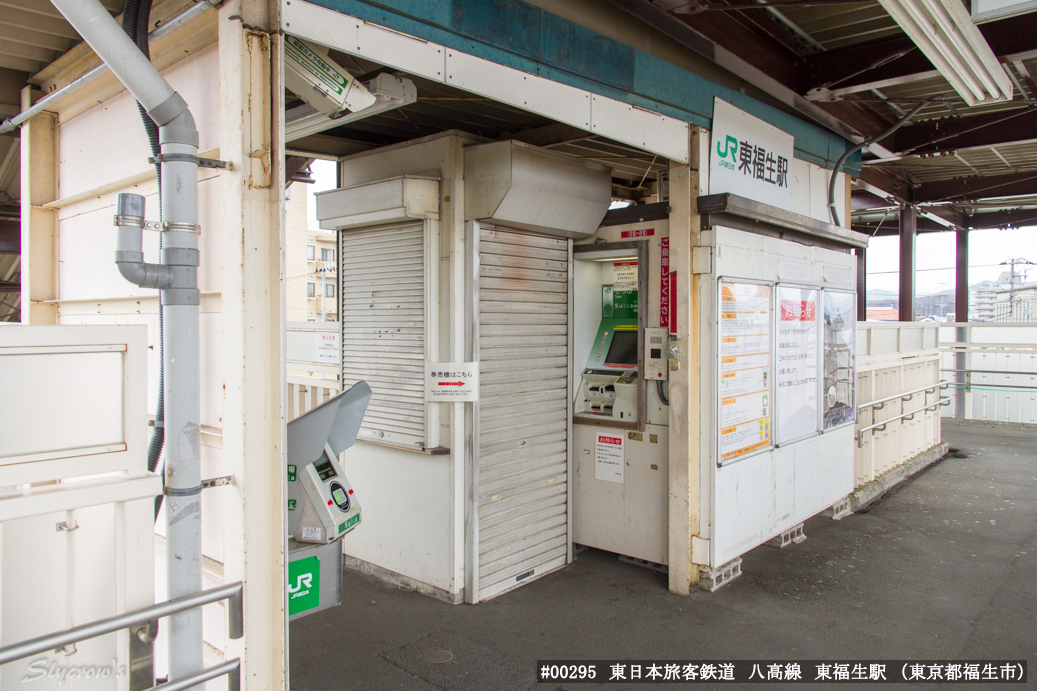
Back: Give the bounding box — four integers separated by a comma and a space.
719, 281, 772, 462
823, 291, 856, 430
776, 286, 820, 444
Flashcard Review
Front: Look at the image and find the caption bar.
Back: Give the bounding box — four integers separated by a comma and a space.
537, 661, 1027, 684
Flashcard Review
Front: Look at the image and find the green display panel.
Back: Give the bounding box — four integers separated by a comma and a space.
288, 555, 321, 616
602, 286, 638, 319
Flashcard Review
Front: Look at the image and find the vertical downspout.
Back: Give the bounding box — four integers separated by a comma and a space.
49, 0, 203, 685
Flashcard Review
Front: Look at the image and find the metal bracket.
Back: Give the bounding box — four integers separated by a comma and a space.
56, 521, 79, 532
134, 620, 159, 644
164, 486, 201, 497
113, 216, 201, 234
200, 476, 233, 489
148, 154, 230, 170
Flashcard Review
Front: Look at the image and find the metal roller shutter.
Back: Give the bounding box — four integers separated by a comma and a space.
474, 223, 572, 601
340, 220, 429, 450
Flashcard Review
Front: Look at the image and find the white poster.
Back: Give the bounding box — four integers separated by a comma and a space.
314, 331, 339, 363
595, 433, 624, 484
718, 281, 772, 462
424, 362, 479, 401
776, 286, 820, 444
710, 98, 794, 211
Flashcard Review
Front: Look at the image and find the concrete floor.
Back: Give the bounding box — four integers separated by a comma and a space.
289, 421, 1036, 689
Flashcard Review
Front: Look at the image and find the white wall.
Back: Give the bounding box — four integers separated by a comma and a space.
49, 43, 229, 654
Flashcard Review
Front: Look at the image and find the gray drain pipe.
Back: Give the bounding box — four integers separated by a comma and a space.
49, 0, 204, 685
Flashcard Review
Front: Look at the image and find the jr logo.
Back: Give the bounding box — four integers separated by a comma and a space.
717, 135, 738, 160
716, 135, 738, 171
288, 573, 313, 596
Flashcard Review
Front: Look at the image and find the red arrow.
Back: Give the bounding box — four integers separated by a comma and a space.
438, 381, 465, 387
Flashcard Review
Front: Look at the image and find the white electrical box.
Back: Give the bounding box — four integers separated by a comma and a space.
644, 327, 668, 380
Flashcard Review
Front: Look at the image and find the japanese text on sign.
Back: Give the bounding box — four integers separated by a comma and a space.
718, 281, 772, 462
424, 362, 479, 401
709, 99, 795, 211
595, 434, 624, 484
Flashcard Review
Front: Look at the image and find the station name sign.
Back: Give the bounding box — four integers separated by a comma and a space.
709, 99, 794, 211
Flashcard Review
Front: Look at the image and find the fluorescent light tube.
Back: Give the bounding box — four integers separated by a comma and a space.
876, 0, 1013, 106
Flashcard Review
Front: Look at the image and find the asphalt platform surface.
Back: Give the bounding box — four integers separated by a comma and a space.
290, 421, 1036, 689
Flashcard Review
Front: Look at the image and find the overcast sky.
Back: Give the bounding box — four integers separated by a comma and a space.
865, 229, 1036, 295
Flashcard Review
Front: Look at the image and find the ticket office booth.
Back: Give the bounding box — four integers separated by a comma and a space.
317, 132, 617, 603
571, 217, 672, 567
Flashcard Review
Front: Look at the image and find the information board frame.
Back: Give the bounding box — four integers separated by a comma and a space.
773, 283, 822, 447
820, 289, 857, 432
716, 277, 775, 467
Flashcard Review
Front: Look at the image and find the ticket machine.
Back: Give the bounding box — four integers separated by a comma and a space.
572, 218, 672, 566
286, 381, 371, 619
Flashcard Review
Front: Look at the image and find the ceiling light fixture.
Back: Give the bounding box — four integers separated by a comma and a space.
285, 73, 418, 142
876, 0, 1013, 106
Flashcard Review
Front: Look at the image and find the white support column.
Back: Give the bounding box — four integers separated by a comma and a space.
219, 1, 286, 687
19, 86, 58, 325
667, 128, 703, 595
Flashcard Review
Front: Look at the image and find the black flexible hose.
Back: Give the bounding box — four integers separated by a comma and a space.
827, 101, 928, 228
656, 379, 669, 406
122, 0, 164, 518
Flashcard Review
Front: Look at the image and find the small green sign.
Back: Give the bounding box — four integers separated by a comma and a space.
288, 556, 320, 616
287, 465, 297, 482
338, 514, 360, 534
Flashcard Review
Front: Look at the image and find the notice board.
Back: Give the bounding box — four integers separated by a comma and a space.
718, 281, 772, 463
775, 285, 820, 444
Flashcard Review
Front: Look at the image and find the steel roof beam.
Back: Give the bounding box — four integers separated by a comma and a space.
605, 0, 901, 155
887, 108, 1037, 156
801, 13, 1037, 98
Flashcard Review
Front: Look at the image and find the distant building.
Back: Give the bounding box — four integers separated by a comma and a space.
969, 281, 998, 322
286, 183, 338, 322
994, 282, 1037, 322
866, 307, 899, 321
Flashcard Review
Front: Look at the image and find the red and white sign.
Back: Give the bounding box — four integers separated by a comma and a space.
594, 433, 624, 484
780, 300, 816, 322
314, 332, 339, 363
621, 227, 655, 239
660, 238, 670, 330
776, 286, 819, 443
669, 271, 677, 335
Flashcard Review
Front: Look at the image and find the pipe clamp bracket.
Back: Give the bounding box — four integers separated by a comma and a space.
164, 485, 202, 497
149, 153, 229, 170
114, 214, 144, 228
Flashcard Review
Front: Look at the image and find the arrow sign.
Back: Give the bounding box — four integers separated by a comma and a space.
425, 362, 479, 401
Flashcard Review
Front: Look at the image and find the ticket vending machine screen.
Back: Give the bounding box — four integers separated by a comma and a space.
604, 330, 638, 367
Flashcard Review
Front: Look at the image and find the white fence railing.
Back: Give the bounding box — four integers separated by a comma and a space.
855, 322, 946, 488
938, 322, 1037, 424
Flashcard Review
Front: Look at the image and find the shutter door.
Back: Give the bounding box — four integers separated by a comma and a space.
475, 223, 571, 601
340, 221, 428, 450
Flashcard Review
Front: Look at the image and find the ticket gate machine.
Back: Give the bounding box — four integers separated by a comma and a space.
286, 381, 371, 619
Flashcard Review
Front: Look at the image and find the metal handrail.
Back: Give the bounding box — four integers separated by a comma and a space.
151, 659, 240, 691
856, 397, 951, 447
856, 381, 949, 412
0, 581, 243, 685
941, 367, 1037, 377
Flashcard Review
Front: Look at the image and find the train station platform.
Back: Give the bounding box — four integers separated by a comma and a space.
290, 419, 1036, 690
